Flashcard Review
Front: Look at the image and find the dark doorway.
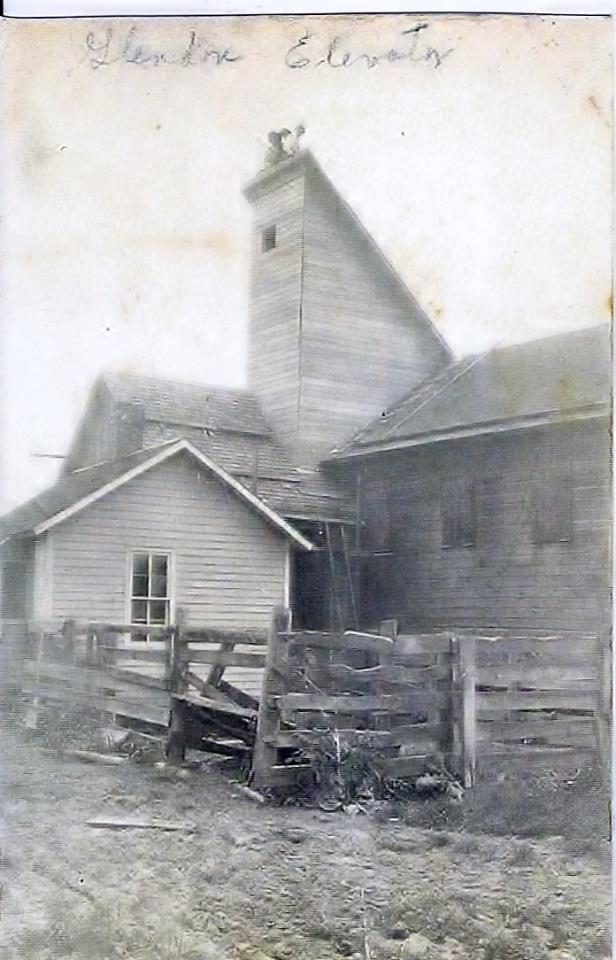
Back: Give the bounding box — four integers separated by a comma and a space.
291, 549, 331, 630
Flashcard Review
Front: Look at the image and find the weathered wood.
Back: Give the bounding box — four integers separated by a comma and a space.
217, 679, 260, 711
87, 818, 195, 832
62, 619, 77, 660
23, 682, 170, 726
284, 630, 394, 654
206, 640, 236, 687
454, 635, 477, 788
476, 689, 596, 712
476, 716, 595, 744
252, 606, 291, 788
166, 609, 188, 763
184, 627, 269, 645
197, 738, 251, 758
279, 693, 413, 715
183, 648, 266, 669
65, 749, 126, 766
108, 667, 170, 691
23, 661, 170, 706
394, 633, 453, 655
174, 692, 257, 721
476, 665, 598, 687
101, 646, 168, 663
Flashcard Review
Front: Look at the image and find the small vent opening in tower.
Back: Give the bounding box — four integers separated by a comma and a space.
261, 224, 277, 252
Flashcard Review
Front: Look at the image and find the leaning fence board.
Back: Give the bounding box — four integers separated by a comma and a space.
23, 682, 170, 726
173, 692, 257, 720
23, 661, 169, 703
107, 667, 170, 691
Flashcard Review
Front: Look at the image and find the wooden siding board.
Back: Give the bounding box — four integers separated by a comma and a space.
50, 453, 288, 633
349, 420, 611, 634
297, 172, 447, 464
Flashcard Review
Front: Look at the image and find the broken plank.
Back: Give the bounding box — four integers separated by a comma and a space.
173, 691, 257, 720
217, 679, 260, 711
86, 818, 196, 832
64, 749, 126, 766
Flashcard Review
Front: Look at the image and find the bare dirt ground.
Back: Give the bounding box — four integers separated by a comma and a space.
0, 708, 611, 960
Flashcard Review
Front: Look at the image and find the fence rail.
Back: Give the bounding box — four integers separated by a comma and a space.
18, 610, 609, 789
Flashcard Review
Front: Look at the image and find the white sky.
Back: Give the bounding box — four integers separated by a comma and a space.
0, 13, 612, 510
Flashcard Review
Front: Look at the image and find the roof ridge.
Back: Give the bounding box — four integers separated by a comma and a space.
102, 369, 254, 398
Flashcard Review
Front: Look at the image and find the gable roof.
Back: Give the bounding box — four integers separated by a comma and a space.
102, 371, 273, 436
330, 324, 612, 459
0, 439, 314, 550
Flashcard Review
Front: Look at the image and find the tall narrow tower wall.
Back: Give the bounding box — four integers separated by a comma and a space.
244, 151, 451, 465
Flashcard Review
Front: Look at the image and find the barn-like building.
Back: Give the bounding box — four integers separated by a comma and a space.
0, 148, 611, 684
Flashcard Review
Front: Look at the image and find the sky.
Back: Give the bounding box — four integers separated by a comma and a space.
0, 13, 612, 510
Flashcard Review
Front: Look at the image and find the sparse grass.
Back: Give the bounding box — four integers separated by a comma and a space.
0, 713, 611, 960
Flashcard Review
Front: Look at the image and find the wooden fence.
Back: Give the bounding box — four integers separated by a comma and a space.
20, 611, 610, 789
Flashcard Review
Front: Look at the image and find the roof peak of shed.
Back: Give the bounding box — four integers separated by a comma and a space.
0, 438, 315, 551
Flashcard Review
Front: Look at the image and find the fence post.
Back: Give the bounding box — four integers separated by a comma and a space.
453, 634, 477, 788
252, 605, 291, 789
166, 608, 188, 763
62, 619, 77, 662
24, 628, 44, 730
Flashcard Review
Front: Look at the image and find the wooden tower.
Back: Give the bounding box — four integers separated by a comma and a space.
243, 148, 451, 466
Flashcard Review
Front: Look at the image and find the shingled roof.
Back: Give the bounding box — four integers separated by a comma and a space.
330, 324, 611, 459
1, 435, 353, 543
0, 440, 319, 548
103, 371, 273, 436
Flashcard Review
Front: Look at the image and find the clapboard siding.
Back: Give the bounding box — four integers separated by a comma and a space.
244, 155, 449, 467
247, 168, 304, 451
49, 452, 288, 630
298, 171, 448, 463
352, 419, 611, 634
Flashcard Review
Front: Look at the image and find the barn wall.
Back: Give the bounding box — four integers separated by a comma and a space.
353, 419, 611, 634
50, 453, 289, 632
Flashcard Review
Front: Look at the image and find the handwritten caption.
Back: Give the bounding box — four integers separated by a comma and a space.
84, 23, 453, 72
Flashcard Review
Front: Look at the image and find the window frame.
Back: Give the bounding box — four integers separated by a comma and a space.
530, 478, 573, 545
441, 479, 477, 550
125, 549, 174, 637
